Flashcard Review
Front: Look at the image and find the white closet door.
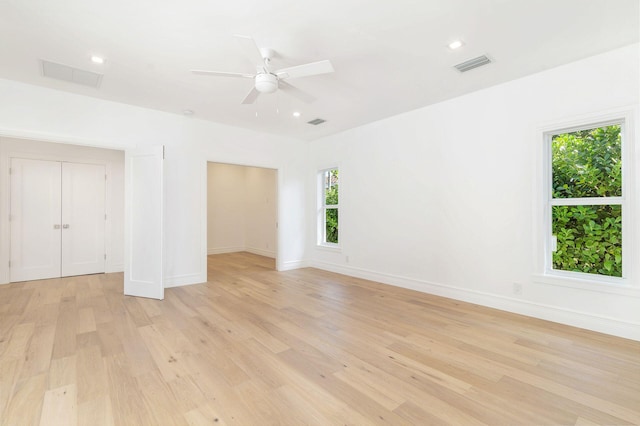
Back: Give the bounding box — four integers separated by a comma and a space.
10, 158, 62, 282
124, 146, 164, 300
61, 162, 106, 277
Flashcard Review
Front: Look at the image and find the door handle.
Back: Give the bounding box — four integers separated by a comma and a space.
53, 224, 61, 229
63, 224, 70, 229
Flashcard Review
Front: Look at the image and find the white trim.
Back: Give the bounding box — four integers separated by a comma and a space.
536, 106, 638, 134
245, 247, 276, 259
207, 247, 277, 259
317, 166, 340, 247
204, 159, 281, 273
207, 246, 245, 255
275, 165, 283, 271
316, 243, 341, 252
532, 273, 640, 298
279, 260, 308, 271
0, 128, 129, 151
537, 108, 636, 285
198, 160, 208, 286
543, 117, 628, 136
107, 263, 124, 273
0, 137, 124, 284
310, 260, 640, 341
550, 197, 623, 206
540, 268, 626, 286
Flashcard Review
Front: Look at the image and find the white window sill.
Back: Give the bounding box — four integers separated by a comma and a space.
316, 243, 341, 253
532, 273, 640, 298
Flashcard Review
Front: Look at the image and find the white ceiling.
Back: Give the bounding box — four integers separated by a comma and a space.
0, 0, 637, 140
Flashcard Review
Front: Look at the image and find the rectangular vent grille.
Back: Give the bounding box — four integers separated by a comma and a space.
41, 60, 103, 88
307, 118, 326, 125
454, 55, 492, 73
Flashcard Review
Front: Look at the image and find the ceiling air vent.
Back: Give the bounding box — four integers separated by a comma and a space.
454, 55, 492, 73
40, 60, 103, 88
307, 118, 326, 125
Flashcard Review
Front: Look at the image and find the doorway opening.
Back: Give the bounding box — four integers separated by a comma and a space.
206, 162, 278, 278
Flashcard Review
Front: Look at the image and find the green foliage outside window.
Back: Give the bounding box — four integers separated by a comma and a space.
324, 169, 339, 244
551, 125, 622, 277
325, 208, 338, 244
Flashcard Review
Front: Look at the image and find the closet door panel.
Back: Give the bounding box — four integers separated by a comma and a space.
61, 162, 106, 277
10, 158, 62, 282
124, 146, 164, 300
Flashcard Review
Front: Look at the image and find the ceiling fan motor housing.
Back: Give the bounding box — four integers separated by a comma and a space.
255, 73, 278, 93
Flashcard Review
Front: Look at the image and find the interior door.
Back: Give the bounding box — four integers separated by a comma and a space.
61, 162, 106, 277
124, 146, 164, 299
10, 158, 62, 282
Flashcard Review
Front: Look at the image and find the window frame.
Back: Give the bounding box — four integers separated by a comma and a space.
318, 167, 340, 249
542, 117, 629, 284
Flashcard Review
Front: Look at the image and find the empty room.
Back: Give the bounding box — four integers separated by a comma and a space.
0, 0, 639, 425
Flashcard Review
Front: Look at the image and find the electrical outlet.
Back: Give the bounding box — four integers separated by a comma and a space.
513, 283, 523, 295
345, 255, 349, 263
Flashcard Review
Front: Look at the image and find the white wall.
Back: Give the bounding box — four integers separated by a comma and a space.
2, 42, 636, 340
207, 163, 247, 253
307, 44, 640, 340
0, 77, 308, 285
0, 137, 125, 282
245, 166, 277, 257
207, 163, 277, 258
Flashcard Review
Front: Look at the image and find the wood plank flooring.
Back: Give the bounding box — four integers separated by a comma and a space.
1, 252, 639, 425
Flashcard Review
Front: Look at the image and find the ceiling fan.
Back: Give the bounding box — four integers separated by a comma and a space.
191, 35, 334, 104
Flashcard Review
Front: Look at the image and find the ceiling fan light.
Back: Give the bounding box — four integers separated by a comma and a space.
255, 73, 278, 93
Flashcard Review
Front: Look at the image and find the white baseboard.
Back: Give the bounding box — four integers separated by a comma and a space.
310, 260, 640, 342
164, 272, 205, 288
245, 247, 276, 258
0, 268, 201, 289
106, 263, 124, 273
279, 260, 308, 271
208, 246, 275, 258
207, 246, 245, 255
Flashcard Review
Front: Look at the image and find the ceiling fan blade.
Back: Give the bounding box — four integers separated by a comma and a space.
279, 80, 316, 103
276, 60, 334, 80
233, 34, 265, 68
191, 70, 254, 78
241, 86, 260, 104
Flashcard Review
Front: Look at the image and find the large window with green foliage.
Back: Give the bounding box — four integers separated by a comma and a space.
548, 123, 624, 278
320, 168, 339, 245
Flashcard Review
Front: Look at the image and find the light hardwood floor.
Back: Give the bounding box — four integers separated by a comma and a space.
1, 252, 639, 425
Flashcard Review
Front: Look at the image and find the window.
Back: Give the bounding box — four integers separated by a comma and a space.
545, 121, 625, 279
319, 168, 339, 245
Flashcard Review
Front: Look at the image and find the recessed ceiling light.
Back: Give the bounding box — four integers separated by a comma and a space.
292, 111, 301, 118
448, 40, 464, 50
182, 109, 194, 116
91, 55, 105, 64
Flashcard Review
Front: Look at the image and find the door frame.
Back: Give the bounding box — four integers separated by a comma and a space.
9, 159, 108, 281
0, 137, 125, 284
203, 158, 282, 271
